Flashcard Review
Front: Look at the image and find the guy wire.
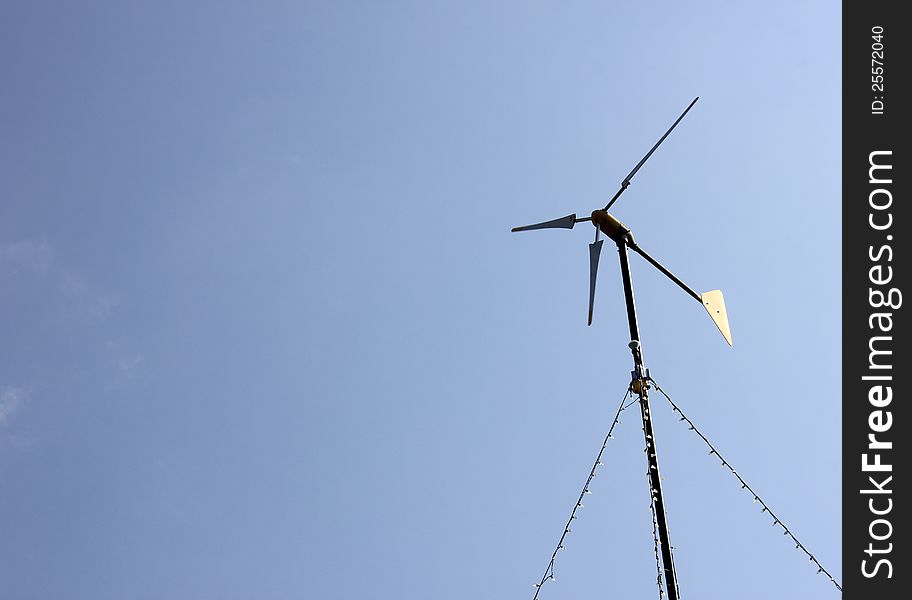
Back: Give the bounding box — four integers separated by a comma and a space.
648, 377, 842, 592
531, 388, 632, 599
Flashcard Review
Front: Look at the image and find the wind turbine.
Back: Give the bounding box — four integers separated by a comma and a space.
512, 97, 731, 600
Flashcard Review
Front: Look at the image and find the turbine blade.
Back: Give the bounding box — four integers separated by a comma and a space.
604, 96, 699, 211
588, 240, 603, 326
622, 97, 699, 185
511, 214, 577, 232
700, 290, 733, 346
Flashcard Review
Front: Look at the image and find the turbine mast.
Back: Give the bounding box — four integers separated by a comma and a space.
617, 238, 680, 600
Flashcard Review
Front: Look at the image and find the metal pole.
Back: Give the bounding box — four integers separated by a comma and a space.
617, 240, 681, 600
628, 241, 702, 303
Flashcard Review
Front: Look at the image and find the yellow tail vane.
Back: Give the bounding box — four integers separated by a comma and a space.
700, 290, 732, 346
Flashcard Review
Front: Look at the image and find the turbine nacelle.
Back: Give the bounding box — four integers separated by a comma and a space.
590, 210, 635, 245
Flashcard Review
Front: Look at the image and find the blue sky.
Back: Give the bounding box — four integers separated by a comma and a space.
2, 2, 840, 599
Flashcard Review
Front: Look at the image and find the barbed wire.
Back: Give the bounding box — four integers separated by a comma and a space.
531, 388, 631, 599
648, 378, 842, 592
